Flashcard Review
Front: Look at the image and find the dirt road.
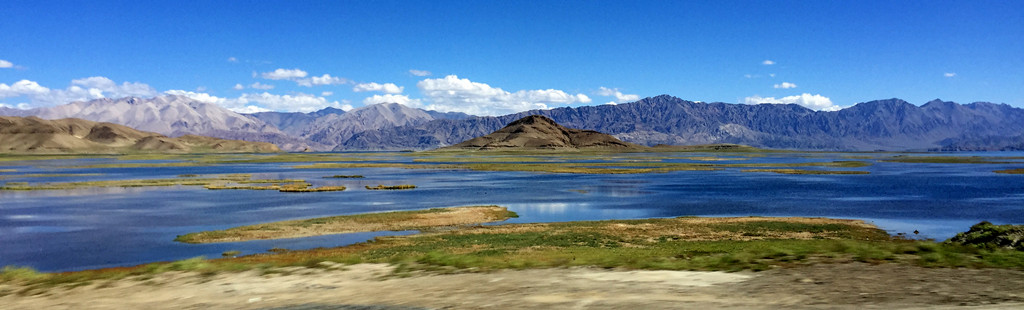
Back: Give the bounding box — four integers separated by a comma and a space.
3, 263, 1022, 309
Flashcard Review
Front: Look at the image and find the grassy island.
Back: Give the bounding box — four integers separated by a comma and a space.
174, 205, 517, 243
203, 181, 346, 193
741, 169, 870, 175
882, 155, 1023, 164
0, 174, 304, 191
995, 168, 1024, 174
365, 184, 417, 190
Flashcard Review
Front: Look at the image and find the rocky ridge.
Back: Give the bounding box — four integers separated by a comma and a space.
445, 115, 642, 150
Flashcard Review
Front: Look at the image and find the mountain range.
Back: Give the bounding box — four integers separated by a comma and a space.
0, 116, 279, 153
3, 94, 1023, 151
340, 96, 1024, 151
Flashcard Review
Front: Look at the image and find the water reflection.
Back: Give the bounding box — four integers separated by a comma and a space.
509, 202, 573, 214
0, 186, 177, 198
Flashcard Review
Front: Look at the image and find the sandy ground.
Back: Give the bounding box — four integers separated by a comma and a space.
3, 263, 1023, 310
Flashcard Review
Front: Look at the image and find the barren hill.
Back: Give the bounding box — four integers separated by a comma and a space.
445, 115, 643, 150
0, 116, 279, 154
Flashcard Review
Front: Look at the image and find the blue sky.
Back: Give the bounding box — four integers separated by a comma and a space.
1, 0, 1021, 115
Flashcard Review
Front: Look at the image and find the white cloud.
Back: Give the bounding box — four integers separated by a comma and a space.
1, 77, 158, 108
233, 83, 244, 90
409, 69, 431, 77
0, 76, 356, 112
595, 87, 640, 103
743, 93, 841, 111
259, 68, 348, 87
769, 73, 776, 78
0, 59, 13, 68
321, 91, 333, 96
762, 60, 775, 65
416, 75, 591, 116
944, 72, 956, 77
260, 68, 308, 80
238, 92, 353, 112
227, 57, 238, 63
744, 74, 754, 79
363, 94, 421, 106
773, 82, 797, 89
604, 101, 618, 105
296, 74, 349, 87
164, 90, 227, 104
0, 80, 51, 97
165, 89, 352, 113
249, 82, 274, 90
353, 82, 403, 94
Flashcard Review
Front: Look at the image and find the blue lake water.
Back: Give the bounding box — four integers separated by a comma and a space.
1, 152, 1023, 272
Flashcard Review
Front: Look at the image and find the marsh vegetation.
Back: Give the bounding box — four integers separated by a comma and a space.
365, 184, 417, 190
995, 168, 1024, 174
5, 215, 1023, 294
881, 155, 1024, 164
174, 206, 516, 243
0, 174, 303, 191
741, 169, 870, 175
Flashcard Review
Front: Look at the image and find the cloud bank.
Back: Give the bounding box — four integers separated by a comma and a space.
414, 75, 591, 116
1, 77, 157, 108
259, 68, 349, 87
261, 68, 308, 80
362, 94, 420, 106
165, 90, 352, 113
353, 82, 403, 94
743, 93, 841, 111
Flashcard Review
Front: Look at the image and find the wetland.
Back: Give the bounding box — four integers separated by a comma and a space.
1, 150, 1024, 273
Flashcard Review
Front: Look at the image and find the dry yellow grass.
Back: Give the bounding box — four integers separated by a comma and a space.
175, 206, 517, 243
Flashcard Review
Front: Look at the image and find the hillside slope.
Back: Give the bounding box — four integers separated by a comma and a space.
445, 115, 642, 150
0, 116, 279, 153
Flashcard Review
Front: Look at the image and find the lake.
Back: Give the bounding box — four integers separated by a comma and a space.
2, 152, 1023, 272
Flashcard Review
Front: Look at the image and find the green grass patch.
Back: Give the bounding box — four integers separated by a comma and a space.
946, 221, 1024, 251
222, 216, 1022, 272
7, 216, 1024, 289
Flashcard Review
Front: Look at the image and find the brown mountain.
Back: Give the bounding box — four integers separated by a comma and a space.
0, 116, 280, 154
444, 115, 643, 150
